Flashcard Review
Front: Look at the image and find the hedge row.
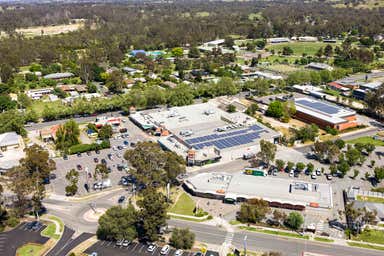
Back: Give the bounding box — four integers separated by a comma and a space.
68, 140, 110, 154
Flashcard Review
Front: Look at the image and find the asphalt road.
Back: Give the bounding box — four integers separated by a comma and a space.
46, 226, 75, 256
168, 219, 384, 256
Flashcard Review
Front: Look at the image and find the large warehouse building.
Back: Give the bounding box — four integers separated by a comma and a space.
294, 98, 357, 131
184, 172, 333, 210
130, 102, 280, 165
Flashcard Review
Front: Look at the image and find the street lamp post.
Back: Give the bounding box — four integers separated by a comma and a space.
243, 235, 247, 256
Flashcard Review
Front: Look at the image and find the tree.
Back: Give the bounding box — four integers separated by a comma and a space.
334, 139, 345, 150
94, 163, 109, 186
275, 159, 285, 171
169, 228, 195, 249
370, 160, 375, 168
237, 198, 270, 223
352, 169, 359, 179
171, 47, 184, 58
295, 162, 305, 173
124, 142, 185, 185
345, 146, 361, 166
256, 140, 277, 167
306, 162, 314, 174
65, 169, 79, 196
188, 47, 200, 58
137, 188, 168, 241
0, 94, 16, 111
0, 110, 26, 136
286, 161, 295, 171
374, 166, 384, 182
337, 160, 350, 177
168, 84, 194, 106
226, 104, 236, 113
282, 46, 293, 56
285, 212, 304, 230
272, 210, 286, 226
55, 119, 80, 151
98, 124, 113, 140
245, 103, 258, 116
97, 205, 138, 241
7, 144, 55, 216
105, 70, 125, 94
266, 101, 283, 118
324, 44, 333, 57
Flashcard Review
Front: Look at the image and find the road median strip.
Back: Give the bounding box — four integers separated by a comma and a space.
239, 226, 309, 240
347, 242, 384, 251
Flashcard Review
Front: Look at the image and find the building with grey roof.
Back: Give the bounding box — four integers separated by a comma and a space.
43, 72, 74, 80
0, 132, 21, 150
184, 172, 333, 210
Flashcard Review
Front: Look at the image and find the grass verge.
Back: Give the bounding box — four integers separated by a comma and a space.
347, 136, 384, 146
41, 223, 60, 240
348, 242, 384, 251
229, 220, 241, 225
314, 237, 334, 243
16, 243, 44, 256
48, 215, 64, 232
169, 192, 196, 216
239, 226, 309, 240
170, 215, 209, 223
352, 229, 384, 245
356, 195, 384, 204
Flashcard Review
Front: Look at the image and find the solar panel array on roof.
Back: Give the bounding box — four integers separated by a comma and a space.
186, 125, 264, 150
296, 99, 340, 115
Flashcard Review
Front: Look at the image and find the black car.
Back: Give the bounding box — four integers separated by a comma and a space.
329, 219, 346, 231
86, 151, 92, 156
77, 152, 82, 157
101, 159, 107, 165
94, 157, 99, 163
49, 173, 57, 180
25, 221, 38, 230
294, 172, 299, 178
107, 167, 112, 173
117, 145, 123, 150
63, 154, 68, 160
118, 196, 126, 203
95, 150, 100, 154
31, 221, 43, 231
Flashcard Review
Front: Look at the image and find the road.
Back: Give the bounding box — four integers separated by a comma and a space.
168, 219, 384, 256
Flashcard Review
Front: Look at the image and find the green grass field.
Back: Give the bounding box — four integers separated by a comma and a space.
30, 100, 65, 116
314, 237, 334, 243
347, 136, 384, 146
169, 192, 196, 216
348, 242, 384, 251
357, 195, 384, 204
239, 226, 309, 240
41, 223, 60, 240
266, 42, 336, 56
16, 243, 44, 256
353, 229, 384, 245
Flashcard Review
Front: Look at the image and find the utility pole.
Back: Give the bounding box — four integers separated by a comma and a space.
243, 235, 247, 256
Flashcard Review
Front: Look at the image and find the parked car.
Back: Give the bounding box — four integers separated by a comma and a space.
95, 150, 100, 154
315, 169, 321, 176
160, 245, 170, 255
193, 253, 203, 256
63, 154, 68, 160
289, 169, 294, 177
294, 172, 299, 178
311, 174, 317, 179
117, 145, 123, 150
122, 240, 131, 247
108, 153, 113, 160
147, 243, 156, 252
123, 140, 129, 145
77, 152, 82, 157
31, 221, 43, 231
118, 196, 126, 203
101, 159, 107, 165
326, 174, 332, 180
116, 239, 123, 246
77, 164, 82, 170
329, 219, 346, 231
94, 157, 99, 163
86, 151, 92, 156
130, 142, 136, 147
175, 249, 184, 256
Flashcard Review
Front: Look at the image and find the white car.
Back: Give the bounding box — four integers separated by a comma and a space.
175, 249, 184, 256
147, 243, 156, 252
311, 174, 317, 179
115, 239, 123, 246
160, 245, 170, 255
122, 240, 131, 247
315, 169, 321, 176
289, 170, 294, 177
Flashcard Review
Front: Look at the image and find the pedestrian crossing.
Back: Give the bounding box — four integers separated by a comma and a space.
316, 220, 324, 232
224, 231, 234, 245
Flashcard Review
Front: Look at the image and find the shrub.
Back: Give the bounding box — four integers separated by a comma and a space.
68, 140, 110, 154
6, 215, 20, 227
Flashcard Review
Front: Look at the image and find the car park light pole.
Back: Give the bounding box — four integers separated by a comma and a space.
243, 235, 247, 256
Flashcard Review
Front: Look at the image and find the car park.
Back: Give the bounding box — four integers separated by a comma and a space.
147, 243, 157, 252
160, 245, 170, 255
175, 249, 184, 256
